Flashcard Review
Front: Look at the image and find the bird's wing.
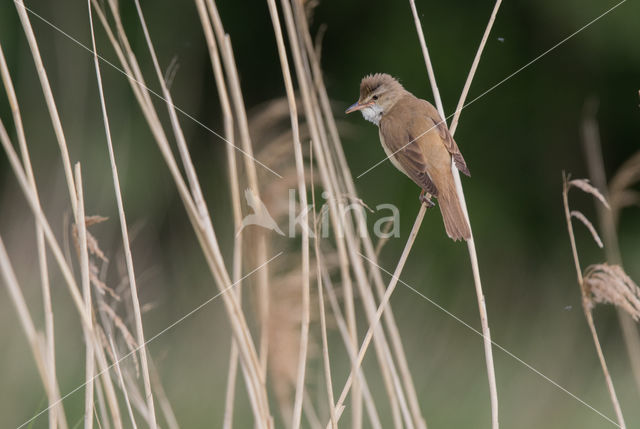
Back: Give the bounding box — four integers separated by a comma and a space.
419, 100, 471, 177
380, 113, 439, 196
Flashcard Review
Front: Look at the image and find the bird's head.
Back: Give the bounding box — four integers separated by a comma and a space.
345, 73, 406, 125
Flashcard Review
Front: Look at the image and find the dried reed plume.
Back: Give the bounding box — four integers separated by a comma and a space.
583, 264, 640, 320
562, 173, 631, 429
581, 99, 640, 395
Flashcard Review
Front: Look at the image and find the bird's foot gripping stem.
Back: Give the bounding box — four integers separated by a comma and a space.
419, 190, 435, 208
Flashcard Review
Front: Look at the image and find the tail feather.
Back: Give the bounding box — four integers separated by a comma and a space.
437, 182, 471, 241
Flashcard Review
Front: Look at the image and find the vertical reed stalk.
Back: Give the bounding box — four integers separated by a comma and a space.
74, 164, 95, 429
88, 3, 159, 426
409, 1, 501, 426
264, 2, 311, 427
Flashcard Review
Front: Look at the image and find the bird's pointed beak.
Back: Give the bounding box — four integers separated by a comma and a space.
346, 101, 368, 114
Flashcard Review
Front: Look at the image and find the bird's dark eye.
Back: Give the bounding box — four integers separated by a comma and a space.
373, 95, 379, 100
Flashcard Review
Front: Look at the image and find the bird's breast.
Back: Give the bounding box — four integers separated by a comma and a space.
379, 129, 409, 177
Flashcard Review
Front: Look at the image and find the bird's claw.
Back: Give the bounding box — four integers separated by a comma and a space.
419, 190, 435, 208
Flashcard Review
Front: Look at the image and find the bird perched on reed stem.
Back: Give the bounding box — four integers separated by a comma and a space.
346, 73, 471, 241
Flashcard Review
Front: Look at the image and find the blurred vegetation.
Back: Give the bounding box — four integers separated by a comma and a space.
0, 0, 638, 427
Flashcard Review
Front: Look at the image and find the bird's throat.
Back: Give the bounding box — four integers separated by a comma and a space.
360, 104, 383, 126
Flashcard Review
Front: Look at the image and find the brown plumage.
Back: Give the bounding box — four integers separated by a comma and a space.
346, 73, 471, 241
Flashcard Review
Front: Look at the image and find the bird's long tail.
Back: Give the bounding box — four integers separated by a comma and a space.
437, 180, 471, 241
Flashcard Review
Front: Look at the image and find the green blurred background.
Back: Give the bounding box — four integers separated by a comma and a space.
0, 0, 639, 427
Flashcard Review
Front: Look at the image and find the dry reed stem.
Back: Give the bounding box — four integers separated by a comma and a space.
581, 105, 640, 394
290, 7, 365, 427
562, 174, 626, 428
74, 164, 96, 429
147, 357, 180, 429
332, 204, 427, 421
264, 1, 311, 427
0, 234, 66, 429
321, 261, 384, 429
291, 5, 419, 424
0, 235, 69, 429
13, 1, 77, 215
410, 1, 500, 427
310, 145, 337, 429
192, 1, 243, 426
205, 0, 273, 383
215, 31, 274, 429
227, 34, 274, 386
108, 338, 138, 429
280, 2, 410, 426
94, 377, 110, 429
583, 309, 626, 429
0, 41, 62, 429
449, 0, 502, 135
0, 117, 127, 428
89, 3, 159, 426
94, 2, 271, 425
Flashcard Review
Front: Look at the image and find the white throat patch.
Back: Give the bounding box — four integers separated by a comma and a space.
360, 104, 383, 126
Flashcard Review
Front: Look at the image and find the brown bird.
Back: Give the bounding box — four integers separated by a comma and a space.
346, 73, 471, 241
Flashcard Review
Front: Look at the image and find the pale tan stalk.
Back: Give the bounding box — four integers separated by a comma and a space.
0, 42, 63, 429
94, 378, 111, 429
94, 2, 270, 425
581, 103, 640, 395
289, 6, 363, 426
291, 4, 420, 425
449, 0, 503, 135
410, 1, 500, 427
148, 358, 180, 429
205, 0, 273, 381
321, 261, 383, 429
562, 177, 626, 428
310, 139, 337, 429
264, 1, 311, 427
192, 1, 243, 426
227, 34, 274, 386
333, 204, 427, 419
74, 164, 95, 429
108, 338, 138, 429
88, 4, 158, 427
0, 234, 64, 425
200, 3, 272, 424
280, 2, 409, 426
0, 117, 123, 429
13, 0, 77, 214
